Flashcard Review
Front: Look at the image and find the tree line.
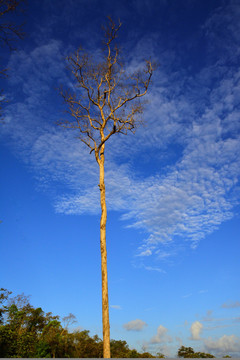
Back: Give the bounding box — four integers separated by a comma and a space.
1, 288, 229, 358
0, 288, 158, 358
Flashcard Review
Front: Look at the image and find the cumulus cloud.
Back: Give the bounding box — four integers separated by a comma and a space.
221, 301, 240, 309
190, 321, 203, 340
204, 335, 240, 355
150, 325, 172, 344
123, 319, 147, 331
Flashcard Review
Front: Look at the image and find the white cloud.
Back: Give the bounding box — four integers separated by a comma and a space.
3, 53, 240, 259
123, 319, 147, 331
1, 0, 240, 262
133, 263, 166, 274
110, 305, 121, 310
221, 301, 240, 309
204, 334, 240, 355
201, 309, 238, 326
143, 266, 165, 273
190, 321, 203, 340
150, 325, 172, 344
136, 249, 152, 257
7, 40, 67, 98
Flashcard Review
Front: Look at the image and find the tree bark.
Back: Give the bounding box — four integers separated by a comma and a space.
98, 144, 111, 358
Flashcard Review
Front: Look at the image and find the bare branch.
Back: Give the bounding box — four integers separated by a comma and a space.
59, 16, 154, 160
0, 0, 25, 50
58, 17, 155, 359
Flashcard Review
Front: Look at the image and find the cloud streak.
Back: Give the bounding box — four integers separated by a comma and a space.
1, 0, 240, 262
110, 305, 122, 310
221, 301, 240, 309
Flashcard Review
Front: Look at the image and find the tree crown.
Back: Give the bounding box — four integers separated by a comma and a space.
59, 16, 154, 162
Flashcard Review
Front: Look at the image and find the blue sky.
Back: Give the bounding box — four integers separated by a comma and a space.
0, 0, 240, 357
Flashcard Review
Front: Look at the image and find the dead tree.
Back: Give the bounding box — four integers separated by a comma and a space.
59, 17, 153, 358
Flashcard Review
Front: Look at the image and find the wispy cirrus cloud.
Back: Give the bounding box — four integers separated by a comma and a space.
1, 0, 240, 264
110, 305, 122, 310
140, 265, 166, 274
200, 309, 240, 332
221, 301, 240, 309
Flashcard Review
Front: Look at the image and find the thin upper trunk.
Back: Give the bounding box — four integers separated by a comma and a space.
98, 144, 111, 358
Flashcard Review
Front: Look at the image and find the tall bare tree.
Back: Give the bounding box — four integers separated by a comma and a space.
59, 17, 153, 358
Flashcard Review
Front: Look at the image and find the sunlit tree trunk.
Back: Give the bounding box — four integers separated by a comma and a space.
59, 17, 154, 359
98, 143, 110, 358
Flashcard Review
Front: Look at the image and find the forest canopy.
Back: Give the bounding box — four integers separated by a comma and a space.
0, 288, 157, 358
0, 288, 225, 358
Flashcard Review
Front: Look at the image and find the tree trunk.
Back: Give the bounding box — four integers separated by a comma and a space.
98, 144, 111, 358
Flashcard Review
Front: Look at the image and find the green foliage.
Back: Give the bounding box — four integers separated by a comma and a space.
110, 339, 129, 358
178, 346, 195, 357
156, 352, 166, 358
71, 330, 103, 358
0, 288, 159, 358
178, 345, 215, 358
35, 341, 51, 358
139, 352, 156, 358
2, 290, 221, 359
